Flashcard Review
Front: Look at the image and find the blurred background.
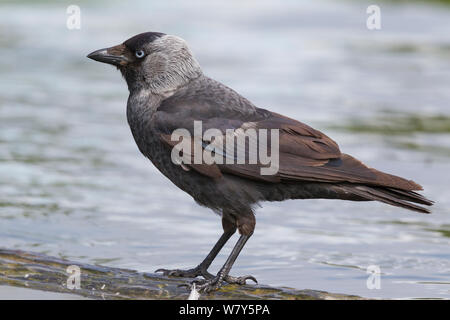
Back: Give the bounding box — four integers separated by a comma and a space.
0, 0, 449, 299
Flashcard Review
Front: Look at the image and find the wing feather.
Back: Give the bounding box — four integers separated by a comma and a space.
155, 77, 422, 191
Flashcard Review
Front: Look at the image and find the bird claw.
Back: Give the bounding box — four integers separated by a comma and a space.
155, 268, 197, 277
156, 267, 257, 293
181, 273, 258, 293
224, 274, 258, 285
155, 266, 213, 279
188, 276, 224, 293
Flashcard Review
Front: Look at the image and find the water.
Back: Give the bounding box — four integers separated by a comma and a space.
1, 0, 449, 299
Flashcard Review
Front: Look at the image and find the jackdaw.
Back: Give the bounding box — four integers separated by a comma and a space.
87, 32, 433, 292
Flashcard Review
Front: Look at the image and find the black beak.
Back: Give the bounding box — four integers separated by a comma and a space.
87, 44, 129, 67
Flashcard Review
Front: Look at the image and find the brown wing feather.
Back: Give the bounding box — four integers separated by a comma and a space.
278, 153, 422, 190
159, 108, 422, 191
259, 112, 341, 161
257, 113, 422, 190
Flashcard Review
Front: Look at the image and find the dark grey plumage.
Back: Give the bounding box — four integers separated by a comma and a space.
87, 32, 433, 292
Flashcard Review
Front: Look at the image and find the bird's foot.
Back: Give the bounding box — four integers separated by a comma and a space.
224, 274, 258, 285
155, 265, 213, 279
183, 273, 257, 293
188, 274, 225, 293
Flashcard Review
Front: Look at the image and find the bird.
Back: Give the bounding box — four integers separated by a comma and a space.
87, 32, 433, 293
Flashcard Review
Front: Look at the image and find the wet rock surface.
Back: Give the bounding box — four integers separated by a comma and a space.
0, 248, 364, 300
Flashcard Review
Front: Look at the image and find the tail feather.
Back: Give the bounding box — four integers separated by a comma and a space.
340, 185, 433, 214
384, 188, 434, 206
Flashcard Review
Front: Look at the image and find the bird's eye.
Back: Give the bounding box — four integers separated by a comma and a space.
135, 50, 145, 58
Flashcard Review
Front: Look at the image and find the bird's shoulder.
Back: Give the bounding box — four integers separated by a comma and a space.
157, 75, 259, 119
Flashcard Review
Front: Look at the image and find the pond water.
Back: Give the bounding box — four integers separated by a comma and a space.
0, 0, 449, 299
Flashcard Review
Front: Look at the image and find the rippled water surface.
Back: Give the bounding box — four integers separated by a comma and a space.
1, 0, 449, 299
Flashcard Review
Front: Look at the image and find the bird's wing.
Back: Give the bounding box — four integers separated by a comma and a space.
154, 77, 422, 191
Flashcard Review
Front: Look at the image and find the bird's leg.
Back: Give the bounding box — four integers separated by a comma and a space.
155, 230, 235, 279
192, 234, 253, 292
191, 212, 257, 292
155, 213, 237, 279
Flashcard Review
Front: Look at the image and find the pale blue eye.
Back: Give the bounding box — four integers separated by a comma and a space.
135, 50, 145, 58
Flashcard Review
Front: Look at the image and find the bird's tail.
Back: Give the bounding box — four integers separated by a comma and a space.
339, 185, 434, 214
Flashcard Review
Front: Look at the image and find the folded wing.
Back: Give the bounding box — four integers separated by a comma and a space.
156, 102, 422, 191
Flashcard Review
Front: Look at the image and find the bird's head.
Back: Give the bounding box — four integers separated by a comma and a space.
87, 32, 202, 94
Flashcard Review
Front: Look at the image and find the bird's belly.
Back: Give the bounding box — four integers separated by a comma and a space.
133, 134, 217, 200
134, 132, 266, 213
